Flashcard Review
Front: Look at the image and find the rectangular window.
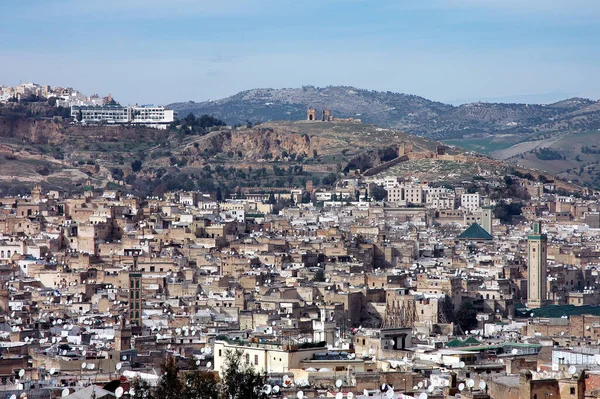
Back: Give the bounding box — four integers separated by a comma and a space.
254, 355, 259, 365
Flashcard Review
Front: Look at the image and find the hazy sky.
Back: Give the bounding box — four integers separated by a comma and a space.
1, 0, 599, 105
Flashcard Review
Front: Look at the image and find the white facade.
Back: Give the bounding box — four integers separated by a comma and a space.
461, 193, 481, 212
385, 184, 424, 205
71, 105, 177, 129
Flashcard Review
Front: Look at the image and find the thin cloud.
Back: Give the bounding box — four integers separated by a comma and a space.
15, 0, 286, 19
428, 0, 600, 18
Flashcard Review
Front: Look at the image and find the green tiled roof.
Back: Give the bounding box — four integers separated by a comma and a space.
446, 337, 481, 347
456, 223, 493, 241
515, 303, 600, 318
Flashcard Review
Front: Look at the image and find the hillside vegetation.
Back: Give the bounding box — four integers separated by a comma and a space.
0, 102, 439, 196
168, 86, 600, 140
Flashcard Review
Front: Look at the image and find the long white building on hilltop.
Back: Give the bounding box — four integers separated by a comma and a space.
71, 104, 178, 130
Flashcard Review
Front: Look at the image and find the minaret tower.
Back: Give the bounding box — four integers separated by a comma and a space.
527, 221, 547, 308
129, 256, 143, 326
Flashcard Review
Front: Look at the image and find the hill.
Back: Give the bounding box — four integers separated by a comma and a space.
0, 101, 587, 196
0, 104, 443, 196
168, 86, 600, 140
489, 129, 600, 190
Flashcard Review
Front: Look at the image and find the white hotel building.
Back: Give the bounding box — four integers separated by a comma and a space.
71, 104, 178, 130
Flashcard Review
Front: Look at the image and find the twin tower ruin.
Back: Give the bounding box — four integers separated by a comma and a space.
306, 108, 361, 123
307, 108, 333, 121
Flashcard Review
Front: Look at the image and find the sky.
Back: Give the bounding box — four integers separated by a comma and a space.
1, 0, 599, 105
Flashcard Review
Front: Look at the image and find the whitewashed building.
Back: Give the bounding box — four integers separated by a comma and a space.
71, 104, 177, 129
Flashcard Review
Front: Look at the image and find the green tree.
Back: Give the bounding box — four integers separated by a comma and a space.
155, 356, 183, 399
219, 350, 268, 399
131, 160, 143, 173
313, 269, 326, 282
493, 202, 523, 223
454, 299, 478, 333
301, 192, 311, 204
111, 168, 124, 181
131, 376, 153, 399
182, 359, 219, 399
370, 185, 388, 201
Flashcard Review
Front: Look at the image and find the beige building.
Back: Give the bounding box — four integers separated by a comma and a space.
213, 339, 327, 374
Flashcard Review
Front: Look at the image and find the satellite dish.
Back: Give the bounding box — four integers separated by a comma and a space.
122, 356, 127, 361
458, 383, 465, 391
336, 393, 344, 399
336, 379, 343, 388
116, 362, 122, 370
511, 349, 518, 355
380, 384, 388, 392
418, 382, 423, 389
479, 381, 486, 390
82, 350, 87, 357
427, 386, 434, 393
49, 368, 56, 375
264, 385, 272, 395
418, 394, 428, 399
363, 390, 369, 396
467, 379, 475, 388
18, 369, 25, 378
89, 363, 95, 370
61, 389, 70, 397
459, 361, 465, 368
129, 389, 135, 396
297, 391, 304, 399
385, 389, 394, 399
81, 363, 87, 369
196, 360, 201, 366
115, 387, 124, 398
10, 395, 16, 399
568, 365, 577, 375
273, 386, 280, 393
207, 362, 212, 368
348, 393, 354, 399
62, 350, 67, 356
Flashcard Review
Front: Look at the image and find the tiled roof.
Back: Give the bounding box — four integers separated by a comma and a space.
456, 223, 492, 241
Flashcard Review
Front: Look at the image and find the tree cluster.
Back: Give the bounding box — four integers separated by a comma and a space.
493, 201, 523, 223
172, 113, 226, 135
132, 350, 267, 399
534, 147, 563, 161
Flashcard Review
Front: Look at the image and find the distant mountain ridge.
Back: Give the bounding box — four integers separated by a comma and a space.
168, 86, 600, 140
